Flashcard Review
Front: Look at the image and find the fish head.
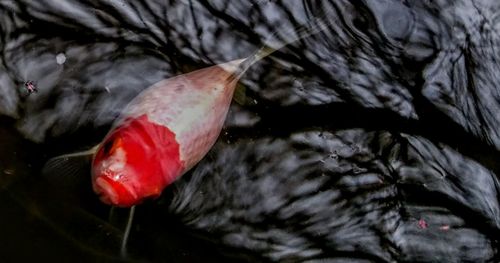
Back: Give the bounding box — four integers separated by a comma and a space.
91, 115, 183, 207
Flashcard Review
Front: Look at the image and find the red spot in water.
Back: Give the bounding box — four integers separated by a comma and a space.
92, 114, 184, 207
439, 225, 450, 231
24, 80, 38, 94
418, 219, 428, 229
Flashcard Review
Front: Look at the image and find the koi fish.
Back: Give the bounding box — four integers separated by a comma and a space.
93, 58, 246, 207
45, 18, 330, 207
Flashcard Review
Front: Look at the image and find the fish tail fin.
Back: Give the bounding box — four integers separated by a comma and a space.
233, 15, 333, 81
42, 145, 99, 191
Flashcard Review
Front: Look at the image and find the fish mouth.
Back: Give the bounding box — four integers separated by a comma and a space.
93, 176, 138, 207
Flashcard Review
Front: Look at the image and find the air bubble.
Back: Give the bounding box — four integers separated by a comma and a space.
56, 53, 66, 65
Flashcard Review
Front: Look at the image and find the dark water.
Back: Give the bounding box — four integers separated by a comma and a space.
0, 0, 499, 262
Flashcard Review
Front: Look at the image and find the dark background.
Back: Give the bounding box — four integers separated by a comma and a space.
0, 1, 499, 262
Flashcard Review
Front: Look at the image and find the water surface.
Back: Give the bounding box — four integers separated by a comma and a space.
0, 1, 499, 262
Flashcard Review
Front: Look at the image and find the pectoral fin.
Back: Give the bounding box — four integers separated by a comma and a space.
42, 145, 99, 192
233, 83, 247, 106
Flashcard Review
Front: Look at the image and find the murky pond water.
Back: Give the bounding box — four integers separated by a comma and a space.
0, 1, 499, 262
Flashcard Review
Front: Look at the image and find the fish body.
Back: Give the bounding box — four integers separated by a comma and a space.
45, 16, 330, 207
92, 59, 244, 207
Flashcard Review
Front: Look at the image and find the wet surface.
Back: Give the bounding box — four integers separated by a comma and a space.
0, 0, 499, 262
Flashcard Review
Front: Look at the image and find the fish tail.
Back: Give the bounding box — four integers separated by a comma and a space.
233, 16, 333, 81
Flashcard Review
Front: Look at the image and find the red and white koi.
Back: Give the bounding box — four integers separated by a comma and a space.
46, 17, 330, 207
91, 59, 245, 206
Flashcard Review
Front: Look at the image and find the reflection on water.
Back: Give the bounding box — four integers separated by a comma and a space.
0, 0, 499, 262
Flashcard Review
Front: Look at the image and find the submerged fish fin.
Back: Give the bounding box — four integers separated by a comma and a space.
42, 145, 99, 191
121, 205, 135, 258
233, 83, 247, 105
108, 206, 136, 258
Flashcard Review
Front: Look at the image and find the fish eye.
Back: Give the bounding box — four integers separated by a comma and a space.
102, 139, 114, 154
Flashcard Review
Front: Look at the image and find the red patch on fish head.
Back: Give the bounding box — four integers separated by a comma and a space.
92, 114, 184, 207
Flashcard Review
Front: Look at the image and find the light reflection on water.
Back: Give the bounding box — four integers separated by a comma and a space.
0, 0, 499, 262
